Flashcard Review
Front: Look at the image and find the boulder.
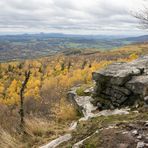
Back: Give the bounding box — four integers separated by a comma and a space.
92, 55, 148, 109
67, 87, 83, 114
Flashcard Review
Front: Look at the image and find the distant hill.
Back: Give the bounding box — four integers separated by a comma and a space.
0, 33, 128, 41
0, 33, 147, 62
123, 35, 148, 42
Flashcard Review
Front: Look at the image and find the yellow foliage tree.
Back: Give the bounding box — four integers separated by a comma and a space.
129, 53, 138, 61
5, 79, 21, 105
25, 78, 41, 99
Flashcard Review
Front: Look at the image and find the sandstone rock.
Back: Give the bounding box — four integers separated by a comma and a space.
92, 56, 148, 109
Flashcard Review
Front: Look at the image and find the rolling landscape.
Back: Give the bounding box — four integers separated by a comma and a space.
0, 35, 148, 147
0, 34, 148, 62
0, 0, 148, 148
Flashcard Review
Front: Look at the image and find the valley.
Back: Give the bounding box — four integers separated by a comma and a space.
0, 34, 148, 62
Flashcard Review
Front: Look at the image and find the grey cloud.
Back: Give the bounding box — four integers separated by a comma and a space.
0, 0, 147, 35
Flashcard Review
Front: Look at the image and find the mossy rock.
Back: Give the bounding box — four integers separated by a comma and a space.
76, 83, 94, 96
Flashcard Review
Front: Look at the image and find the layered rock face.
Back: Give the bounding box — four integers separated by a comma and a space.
92, 56, 148, 109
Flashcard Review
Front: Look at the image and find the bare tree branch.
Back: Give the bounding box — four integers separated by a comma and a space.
132, 7, 148, 29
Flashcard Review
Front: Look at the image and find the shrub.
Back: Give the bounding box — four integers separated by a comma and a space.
76, 87, 85, 96
54, 98, 77, 121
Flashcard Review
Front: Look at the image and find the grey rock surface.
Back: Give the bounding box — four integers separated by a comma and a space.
84, 87, 94, 95
92, 56, 148, 109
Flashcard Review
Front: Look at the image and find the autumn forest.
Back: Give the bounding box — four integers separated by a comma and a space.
0, 42, 147, 147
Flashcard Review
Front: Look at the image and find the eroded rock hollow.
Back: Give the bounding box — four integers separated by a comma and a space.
92, 56, 148, 109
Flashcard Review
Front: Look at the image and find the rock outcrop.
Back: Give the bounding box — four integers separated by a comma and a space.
67, 87, 129, 120
92, 55, 148, 109
67, 87, 98, 119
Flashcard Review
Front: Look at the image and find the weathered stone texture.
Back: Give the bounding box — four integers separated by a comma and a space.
92, 56, 148, 109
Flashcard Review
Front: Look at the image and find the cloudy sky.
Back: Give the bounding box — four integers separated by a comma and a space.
0, 0, 147, 35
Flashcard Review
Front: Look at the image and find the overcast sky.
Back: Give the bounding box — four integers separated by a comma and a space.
0, 0, 147, 36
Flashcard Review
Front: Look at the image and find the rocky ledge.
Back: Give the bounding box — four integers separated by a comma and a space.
92, 55, 148, 110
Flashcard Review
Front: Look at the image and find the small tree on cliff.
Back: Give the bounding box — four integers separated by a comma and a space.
19, 71, 31, 134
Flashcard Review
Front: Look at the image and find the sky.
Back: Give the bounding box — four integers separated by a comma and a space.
0, 0, 147, 36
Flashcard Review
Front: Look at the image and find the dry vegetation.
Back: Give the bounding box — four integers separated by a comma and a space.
0, 43, 148, 147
